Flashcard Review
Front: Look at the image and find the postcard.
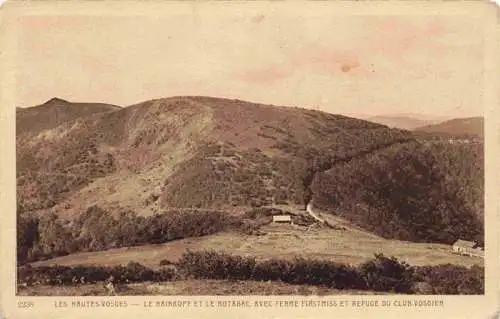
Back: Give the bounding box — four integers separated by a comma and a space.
1, 1, 499, 318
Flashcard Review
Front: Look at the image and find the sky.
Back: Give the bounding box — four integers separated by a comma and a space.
15, 7, 487, 118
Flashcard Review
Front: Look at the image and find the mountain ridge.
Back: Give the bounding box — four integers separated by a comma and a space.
414, 116, 484, 138
16, 97, 121, 140
16, 96, 483, 251
363, 115, 445, 130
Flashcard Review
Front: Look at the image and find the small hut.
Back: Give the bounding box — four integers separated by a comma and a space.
452, 239, 483, 257
272, 215, 292, 224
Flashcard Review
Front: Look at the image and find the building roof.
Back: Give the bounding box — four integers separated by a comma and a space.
453, 239, 477, 248
273, 215, 292, 222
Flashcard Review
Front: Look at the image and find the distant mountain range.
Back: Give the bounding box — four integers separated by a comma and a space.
360, 113, 483, 138
413, 117, 484, 138
364, 115, 444, 130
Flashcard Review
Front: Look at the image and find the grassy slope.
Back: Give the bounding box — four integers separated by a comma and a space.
17, 97, 214, 216
31, 218, 483, 270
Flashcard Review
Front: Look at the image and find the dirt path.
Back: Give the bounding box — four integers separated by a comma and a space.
306, 201, 325, 223
306, 202, 382, 239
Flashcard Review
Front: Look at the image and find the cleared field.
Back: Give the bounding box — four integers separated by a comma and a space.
17, 280, 385, 296
31, 222, 483, 270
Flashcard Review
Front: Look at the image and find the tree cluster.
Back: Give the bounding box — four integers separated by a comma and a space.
17, 206, 239, 265
314, 141, 484, 245
18, 262, 174, 286
17, 251, 484, 295
177, 251, 414, 293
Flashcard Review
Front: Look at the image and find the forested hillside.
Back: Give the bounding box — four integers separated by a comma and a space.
17, 96, 484, 262
313, 141, 484, 245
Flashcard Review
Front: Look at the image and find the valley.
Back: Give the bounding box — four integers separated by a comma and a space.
15, 96, 485, 295
30, 212, 482, 271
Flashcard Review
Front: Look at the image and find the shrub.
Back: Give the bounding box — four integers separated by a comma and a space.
177, 251, 366, 291
17, 262, 172, 286
177, 250, 256, 281
17, 215, 39, 265
159, 259, 175, 266
414, 264, 484, 295
251, 258, 292, 282
359, 254, 415, 293
154, 267, 176, 282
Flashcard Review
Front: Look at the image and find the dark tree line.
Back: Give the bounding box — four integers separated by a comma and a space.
314, 141, 484, 245
17, 206, 240, 265
175, 250, 484, 295
18, 251, 484, 295
18, 262, 175, 286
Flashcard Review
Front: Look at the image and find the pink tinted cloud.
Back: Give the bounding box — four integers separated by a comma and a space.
236, 18, 450, 84
290, 46, 366, 77
251, 14, 265, 24
20, 16, 77, 29
21, 16, 119, 74
236, 65, 294, 84
80, 54, 117, 74
368, 17, 448, 59
235, 50, 368, 84
236, 46, 366, 84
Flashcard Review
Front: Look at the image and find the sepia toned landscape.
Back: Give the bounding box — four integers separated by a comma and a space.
9, 4, 490, 298
16, 96, 484, 296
